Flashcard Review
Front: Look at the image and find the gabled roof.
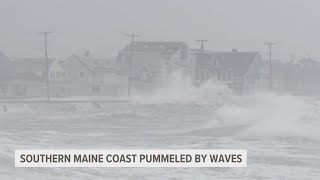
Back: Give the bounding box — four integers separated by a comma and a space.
191, 49, 215, 54
198, 51, 259, 77
62, 55, 118, 74
0, 51, 11, 63
298, 58, 319, 65
120, 41, 185, 55
1, 72, 44, 83
214, 52, 259, 76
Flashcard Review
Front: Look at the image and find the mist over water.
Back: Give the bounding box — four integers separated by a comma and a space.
1, 72, 320, 179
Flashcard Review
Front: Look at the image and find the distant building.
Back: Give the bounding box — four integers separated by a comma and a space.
0, 51, 13, 97
116, 41, 195, 92
194, 49, 266, 94
0, 57, 53, 98
49, 54, 126, 97
291, 58, 320, 93
0, 50, 126, 99
262, 60, 291, 91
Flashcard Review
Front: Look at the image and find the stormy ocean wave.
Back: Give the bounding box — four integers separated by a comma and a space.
1, 76, 320, 179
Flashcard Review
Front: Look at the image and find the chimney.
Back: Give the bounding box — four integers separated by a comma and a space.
232, 49, 238, 53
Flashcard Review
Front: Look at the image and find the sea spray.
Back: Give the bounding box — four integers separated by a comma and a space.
206, 93, 320, 140
132, 70, 232, 104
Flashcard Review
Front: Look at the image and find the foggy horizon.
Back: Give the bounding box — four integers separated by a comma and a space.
1, 0, 320, 61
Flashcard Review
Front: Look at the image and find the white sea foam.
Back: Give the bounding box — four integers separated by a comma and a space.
132, 70, 232, 104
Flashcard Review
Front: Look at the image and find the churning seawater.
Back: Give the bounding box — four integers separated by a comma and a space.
1, 78, 320, 179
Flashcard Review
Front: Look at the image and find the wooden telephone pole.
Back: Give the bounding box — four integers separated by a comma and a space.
125, 33, 140, 97
38, 32, 54, 101
264, 42, 277, 89
195, 40, 208, 83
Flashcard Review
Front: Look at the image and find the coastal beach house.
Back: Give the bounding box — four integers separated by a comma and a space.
49, 53, 126, 97
0, 57, 54, 98
292, 58, 320, 93
116, 41, 195, 92
194, 49, 267, 93
263, 60, 292, 91
0, 51, 13, 98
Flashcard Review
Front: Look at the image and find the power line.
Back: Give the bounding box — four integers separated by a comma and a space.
125, 32, 140, 44
264, 42, 277, 89
38, 32, 54, 101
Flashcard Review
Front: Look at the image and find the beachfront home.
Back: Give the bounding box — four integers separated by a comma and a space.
194, 49, 267, 93
49, 53, 126, 97
292, 58, 320, 93
0, 51, 13, 97
116, 41, 195, 92
0, 57, 53, 98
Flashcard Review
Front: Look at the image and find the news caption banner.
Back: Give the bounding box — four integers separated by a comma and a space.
15, 150, 246, 167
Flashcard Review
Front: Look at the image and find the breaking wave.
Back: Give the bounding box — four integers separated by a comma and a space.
131, 70, 320, 140
1, 70, 320, 179
205, 93, 320, 140
131, 70, 232, 104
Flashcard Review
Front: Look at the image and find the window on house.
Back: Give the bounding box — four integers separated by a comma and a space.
221, 72, 227, 81
92, 85, 101, 95
42, 71, 46, 79
56, 71, 61, 80
62, 72, 66, 80
50, 72, 55, 80
80, 72, 85, 80
227, 71, 233, 81
121, 55, 127, 64
217, 72, 221, 80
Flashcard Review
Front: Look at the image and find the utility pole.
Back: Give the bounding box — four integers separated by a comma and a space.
290, 54, 295, 90
196, 40, 208, 53
264, 42, 277, 89
125, 33, 140, 97
290, 54, 294, 64
195, 40, 208, 84
38, 32, 53, 101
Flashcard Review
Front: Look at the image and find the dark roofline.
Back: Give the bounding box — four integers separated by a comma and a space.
71, 55, 94, 73
119, 41, 186, 53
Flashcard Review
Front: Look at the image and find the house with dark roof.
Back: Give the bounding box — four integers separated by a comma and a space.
116, 41, 194, 92
195, 49, 267, 93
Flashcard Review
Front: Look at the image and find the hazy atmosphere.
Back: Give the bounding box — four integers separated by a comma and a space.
1, 0, 320, 180
1, 0, 320, 59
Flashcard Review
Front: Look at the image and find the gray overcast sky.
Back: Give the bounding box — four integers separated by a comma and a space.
0, 0, 319, 61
